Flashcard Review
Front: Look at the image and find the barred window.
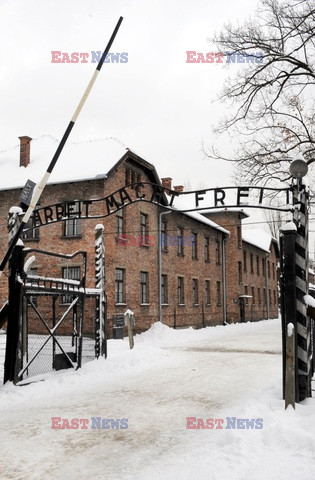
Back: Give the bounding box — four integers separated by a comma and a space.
205, 280, 211, 305
116, 209, 125, 242
215, 239, 221, 264
204, 237, 210, 262
192, 233, 198, 260
115, 268, 125, 304
161, 220, 168, 251
23, 209, 40, 240
177, 227, 184, 256
62, 266, 80, 304
140, 271, 149, 304
192, 279, 198, 305
216, 281, 221, 306
178, 277, 184, 304
161, 274, 168, 304
140, 213, 148, 245
63, 201, 82, 237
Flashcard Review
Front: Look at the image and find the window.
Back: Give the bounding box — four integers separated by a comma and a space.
205, 280, 211, 305
178, 277, 184, 304
269, 289, 271, 306
244, 285, 249, 305
22, 211, 40, 240
216, 281, 221, 306
250, 253, 254, 274
256, 256, 260, 276
215, 239, 221, 264
192, 233, 198, 260
177, 227, 184, 256
125, 168, 131, 185
161, 274, 168, 304
243, 251, 247, 272
140, 213, 148, 245
116, 209, 125, 242
126, 168, 141, 188
160, 220, 168, 251
272, 262, 276, 279
63, 201, 82, 237
238, 261, 242, 285
263, 288, 267, 305
204, 237, 210, 262
192, 279, 199, 305
140, 271, 149, 304
268, 261, 271, 278
62, 266, 80, 303
258, 287, 261, 305
251, 286, 255, 304
115, 268, 125, 304
237, 226, 242, 249
273, 290, 277, 305
262, 258, 265, 277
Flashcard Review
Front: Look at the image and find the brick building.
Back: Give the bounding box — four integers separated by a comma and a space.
0, 135, 279, 336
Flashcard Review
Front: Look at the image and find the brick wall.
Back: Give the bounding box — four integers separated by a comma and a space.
0, 156, 279, 339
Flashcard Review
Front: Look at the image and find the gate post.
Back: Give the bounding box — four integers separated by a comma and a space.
280, 225, 298, 401
291, 159, 312, 401
95, 224, 106, 358
3, 243, 24, 383
4, 206, 24, 383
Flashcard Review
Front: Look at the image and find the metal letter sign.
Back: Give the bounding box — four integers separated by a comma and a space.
20, 183, 292, 234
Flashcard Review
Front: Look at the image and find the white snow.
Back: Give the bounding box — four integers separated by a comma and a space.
304, 294, 315, 308
170, 194, 230, 235
95, 224, 104, 231
242, 229, 274, 253
0, 318, 314, 480
0, 135, 129, 191
287, 323, 294, 337
281, 221, 297, 232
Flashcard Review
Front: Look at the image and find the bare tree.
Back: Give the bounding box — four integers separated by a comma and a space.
207, 0, 315, 189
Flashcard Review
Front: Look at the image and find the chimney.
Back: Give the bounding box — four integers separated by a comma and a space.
18, 135, 32, 167
174, 185, 184, 193
161, 177, 172, 191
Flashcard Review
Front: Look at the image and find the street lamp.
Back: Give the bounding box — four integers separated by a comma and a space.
290, 157, 308, 179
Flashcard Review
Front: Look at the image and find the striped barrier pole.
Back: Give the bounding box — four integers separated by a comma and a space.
0, 16, 123, 279
291, 159, 312, 401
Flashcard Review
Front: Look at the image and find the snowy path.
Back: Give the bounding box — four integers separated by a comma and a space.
0, 319, 314, 480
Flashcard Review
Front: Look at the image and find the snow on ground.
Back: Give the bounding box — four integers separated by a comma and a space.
0, 319, 314, 480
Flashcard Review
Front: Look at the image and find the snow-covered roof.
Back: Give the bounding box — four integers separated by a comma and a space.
0, 135, 129, 190
0, 135, 230, 234
242, 229, 275, 253
170, 193, 230, 235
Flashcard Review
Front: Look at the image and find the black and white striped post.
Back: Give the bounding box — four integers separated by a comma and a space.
0, 16, 123, 279
290, 158, 312, 401
95, 224, 106, 358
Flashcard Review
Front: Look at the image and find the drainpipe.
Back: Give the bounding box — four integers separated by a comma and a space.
265, 253, 270, 319
222, 236, 227, 325
158, 209, 171, 323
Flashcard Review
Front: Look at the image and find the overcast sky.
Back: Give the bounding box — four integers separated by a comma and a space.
0, 0, 258, 190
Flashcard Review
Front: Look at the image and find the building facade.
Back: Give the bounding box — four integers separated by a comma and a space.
0, 136, 279, 336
